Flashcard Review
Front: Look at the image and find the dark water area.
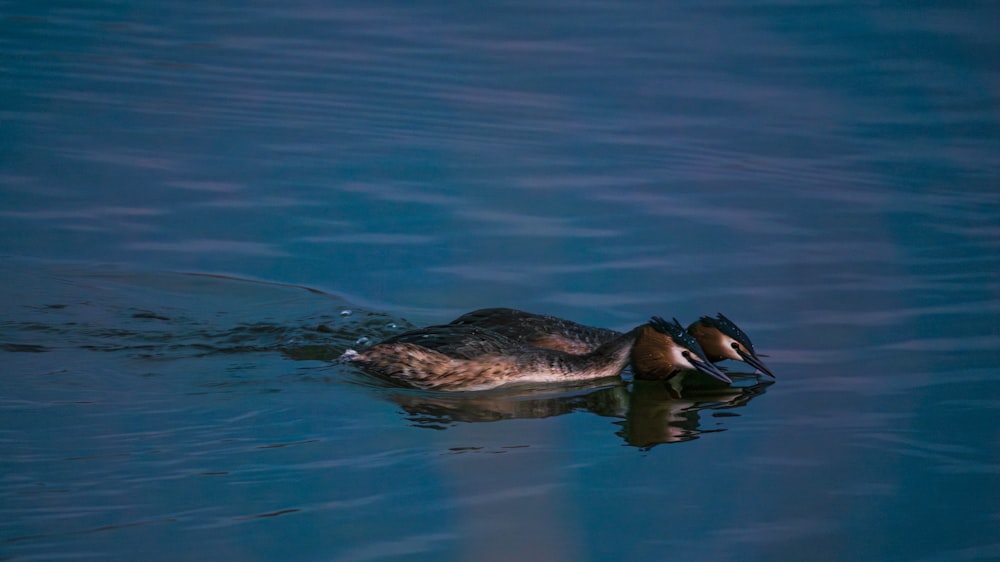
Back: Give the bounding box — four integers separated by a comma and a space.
2, 1, 999, 560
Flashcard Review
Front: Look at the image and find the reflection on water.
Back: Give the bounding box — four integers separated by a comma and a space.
389, 378, 630, 428
619, 378, 772, 448
388, 374, 773, 448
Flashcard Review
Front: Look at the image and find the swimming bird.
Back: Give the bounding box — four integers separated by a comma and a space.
340, 314, 731, 392
453, 308, 775, 379
686, 313, 775, 378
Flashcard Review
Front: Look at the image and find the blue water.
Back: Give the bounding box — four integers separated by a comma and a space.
2, 1, 999, 560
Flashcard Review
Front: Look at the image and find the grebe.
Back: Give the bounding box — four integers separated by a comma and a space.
452, 308, 775, 379
686, 313, 775, 378
341, 315, 731, 392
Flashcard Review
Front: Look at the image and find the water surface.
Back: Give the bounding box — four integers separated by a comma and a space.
2, 1, 999, 560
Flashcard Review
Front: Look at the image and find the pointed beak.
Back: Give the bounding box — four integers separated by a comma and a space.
692, 356, 733, 384
737, 349, 776, 378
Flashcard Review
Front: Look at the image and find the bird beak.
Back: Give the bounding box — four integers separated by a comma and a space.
737, 348, 776, 378
691, 356, 733, 384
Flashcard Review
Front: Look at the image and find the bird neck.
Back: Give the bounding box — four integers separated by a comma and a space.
516, 328, 640, 381
629, 324, 683, 380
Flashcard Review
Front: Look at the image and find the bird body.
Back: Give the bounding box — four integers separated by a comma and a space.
342, 308, 735, 391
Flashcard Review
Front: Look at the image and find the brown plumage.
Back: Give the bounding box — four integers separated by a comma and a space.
686, 313, 776, 378
341, 309, 731, 392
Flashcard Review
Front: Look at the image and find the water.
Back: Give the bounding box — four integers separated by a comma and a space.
2, 0, 998, 560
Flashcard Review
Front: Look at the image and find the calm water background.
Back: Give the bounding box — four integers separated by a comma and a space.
2, 1, 999, 560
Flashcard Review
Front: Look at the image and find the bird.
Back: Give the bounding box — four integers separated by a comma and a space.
686, 313, 775, 378
340, 309, 733, 392
451, 308, 775, 379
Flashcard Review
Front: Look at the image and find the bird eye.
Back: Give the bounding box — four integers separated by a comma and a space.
731, 342, 740, 350
682, 351, 691, 359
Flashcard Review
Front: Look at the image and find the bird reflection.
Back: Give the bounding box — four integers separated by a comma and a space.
386, 372, 773, 448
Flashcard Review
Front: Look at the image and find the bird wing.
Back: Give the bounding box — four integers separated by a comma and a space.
450, 308, 622, 354
380, 324, 520, 359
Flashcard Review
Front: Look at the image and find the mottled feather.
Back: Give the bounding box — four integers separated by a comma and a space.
380, 324, 520, 359
451, 308, 622, 354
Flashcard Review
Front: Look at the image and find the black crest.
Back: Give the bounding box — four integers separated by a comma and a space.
649, 316, 707, 359
699, 312, 757, 353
